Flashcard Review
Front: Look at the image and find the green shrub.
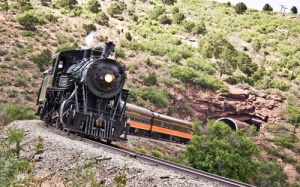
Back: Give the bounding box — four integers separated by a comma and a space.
185, 106, 194, 116
252, 39, 261, 52
143, 72, 157, 86
114, 165, 127, 187
225, 76, 254, 86
0, 48, 8, 56
35, 136, 44, 154
56, 43, 77, 53
173, 12, 185, 24
158, 13, 172, 24
186, 57, 215, 74
125, 32, 132, 41
0, 0, 8, 11
145, 57, 151, 65
169, 65, 195, 82
172, 6, 179, 14
254, 161, 287, 187
296, 163, 300, 173
149, 6, 165, 20
192, 22, 206, 35
262, 3, 273, 11
267, 148, 282, 157
30, 49, 52, 71
132, 14, 138, 22
115, 48, 125, 58
107, 1, 126, 17
15, 75, 28, 87
167, 52, 182, 63
274, 137, 294, 149
133, 147, 147, 154
235, 2, 247, 14
183, 21, 195, 32
152, 150, 163, 158
86, 0, 101, 13
45, 13, 59, 23
0, 103, 38, 125
17, 12, 40, 30
82, 23, 96, 34
55, 0, 77, 9
0, 128, 33, 186
291, 6, 298, 14
269, 79, 290, 91
139, 87, 168, 108
94, 12, 109, 26
236, 52, 257, 76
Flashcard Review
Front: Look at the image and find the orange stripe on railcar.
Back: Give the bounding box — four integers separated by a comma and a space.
152, 126, 192, 139
128, 121, 151, 131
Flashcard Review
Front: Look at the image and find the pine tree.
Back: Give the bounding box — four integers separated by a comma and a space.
291, 6, 298, 14
263, 3, 273, 11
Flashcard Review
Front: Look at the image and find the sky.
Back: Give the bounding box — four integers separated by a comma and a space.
214, 0, 299, 13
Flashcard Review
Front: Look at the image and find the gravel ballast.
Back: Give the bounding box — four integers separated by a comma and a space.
1, 120, 219, 187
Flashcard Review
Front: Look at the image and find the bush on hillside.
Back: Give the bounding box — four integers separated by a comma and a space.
82, 23, 97, 34
173, 12, 185, 24
0, 103, 37, 125
161, 0, 176, 6
149, 6, 166, 20
235, 2, 247, 14
254, 161, 287, 187
30, 49, 52, 71
55, 0, 77, 9
291, 6, 298, 14
262, 3, 273, 12
192, 22, 206, 35
183, 21, 195, 32
86, 0, 101, 13
185, 121, 260, 183
236, 53, 257, 76
125, 32, 132, 41
143, 72, 157, 86
138, 87, 168, 108
94, 12, 109, 26
172, 6, 179, 14
158, 13, 172, 24
107, 1, 126, 17
0, 0, 9, 11
17, 12, 40, 30
0, 128, 34, 186
41, 0, 51, 6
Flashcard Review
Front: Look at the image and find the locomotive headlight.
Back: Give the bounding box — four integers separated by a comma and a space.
104, 74, 115, 83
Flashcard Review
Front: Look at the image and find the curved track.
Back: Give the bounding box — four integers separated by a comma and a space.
42, 123, 254, 187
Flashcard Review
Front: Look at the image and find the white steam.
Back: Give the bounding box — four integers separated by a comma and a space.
85, 31, 95, 47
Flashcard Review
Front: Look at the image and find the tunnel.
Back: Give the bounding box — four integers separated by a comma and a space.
216, 117, 248, 131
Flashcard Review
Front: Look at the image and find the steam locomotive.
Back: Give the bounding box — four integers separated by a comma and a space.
36, 42, 130, 143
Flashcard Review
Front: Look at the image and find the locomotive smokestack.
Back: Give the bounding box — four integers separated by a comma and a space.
101, 42, 115, 59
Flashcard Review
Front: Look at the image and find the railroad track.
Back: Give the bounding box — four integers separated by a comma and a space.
41, 123, 254, 187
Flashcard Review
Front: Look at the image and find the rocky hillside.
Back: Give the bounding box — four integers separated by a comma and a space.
0, 0, 300, 185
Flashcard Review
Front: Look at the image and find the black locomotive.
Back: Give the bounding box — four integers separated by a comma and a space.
36, 42, 130, 143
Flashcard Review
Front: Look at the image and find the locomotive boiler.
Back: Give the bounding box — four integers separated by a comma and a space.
36, 42, 130, 143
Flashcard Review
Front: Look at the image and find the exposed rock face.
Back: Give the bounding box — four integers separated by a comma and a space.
185, 86, 286, 126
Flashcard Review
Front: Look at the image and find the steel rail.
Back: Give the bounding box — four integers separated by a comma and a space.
40, 123, 255, 187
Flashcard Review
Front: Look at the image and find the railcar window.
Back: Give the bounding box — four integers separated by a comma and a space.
187, 129, 191, 133
170, 125, 173, 129
161, 122, 164, 127
165, 124, 169, 128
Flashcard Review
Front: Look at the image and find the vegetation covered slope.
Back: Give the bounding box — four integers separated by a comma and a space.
0, 0, 299, 185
